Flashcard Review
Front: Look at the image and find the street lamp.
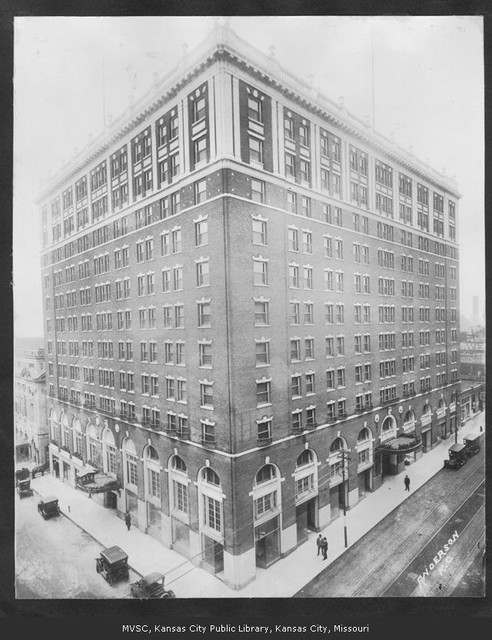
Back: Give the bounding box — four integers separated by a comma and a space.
338, 448, 351, 548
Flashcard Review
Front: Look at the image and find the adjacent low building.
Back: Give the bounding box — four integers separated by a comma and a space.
459, 326, 485, 423
37, 22, 461, 589
14, 337, 49, 466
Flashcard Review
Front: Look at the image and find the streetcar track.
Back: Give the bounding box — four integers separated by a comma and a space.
349, 462, 485, 597
407, 506, 485, 597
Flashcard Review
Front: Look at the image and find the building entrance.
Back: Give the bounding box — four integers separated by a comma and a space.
126, 490, 139, 525
439, 419, 447, 439
255, 516, 280, 568
104, 491, 117, 509
202, 535, 224, 574
172, 517, 190, 555
421, 429, 431, 453
146, 502, 162, 541
357, 468, 372, 499
295, 498, 317, 543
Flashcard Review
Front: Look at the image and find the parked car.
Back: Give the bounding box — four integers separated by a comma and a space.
443, 443, 467, 470
96, 546, 129, 585
37, 496, 61, 519
15, 468, 30, 486
130, 572, 176, 599
17, 478, 33, 499
463, 432, 485, 457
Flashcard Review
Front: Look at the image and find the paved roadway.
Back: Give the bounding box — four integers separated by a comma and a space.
294, 447, 485, 598
15, 491, 140, 599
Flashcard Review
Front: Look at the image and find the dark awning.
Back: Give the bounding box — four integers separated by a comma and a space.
76, 472, 120, 494
376, 436, 422, 455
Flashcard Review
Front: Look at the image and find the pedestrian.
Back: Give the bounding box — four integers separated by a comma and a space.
404, 475, 410, 492
316, 533, 323, 556
322, 537, 328, 560
125, 511, 131, 531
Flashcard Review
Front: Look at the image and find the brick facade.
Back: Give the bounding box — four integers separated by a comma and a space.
38, 24, 461, 589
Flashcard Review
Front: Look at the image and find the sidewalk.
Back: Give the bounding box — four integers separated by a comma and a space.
22, 412, 485, 598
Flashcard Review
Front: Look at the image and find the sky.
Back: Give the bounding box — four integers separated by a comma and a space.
13, 15, 485, 337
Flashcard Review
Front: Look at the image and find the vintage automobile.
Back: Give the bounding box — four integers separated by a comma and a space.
37, 495, 61, 519
463, 432, 485, 457
17, 478, 33, 499
96, 545, 129, 585
31, 461, 50, 478
15, 467, 30, 486
444, 443, 468, 470
130, 572, 176, 599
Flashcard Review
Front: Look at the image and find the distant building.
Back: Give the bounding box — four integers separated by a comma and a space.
14, 338, 49, 465
36, 22, 461, 589
459, 326, 485, 422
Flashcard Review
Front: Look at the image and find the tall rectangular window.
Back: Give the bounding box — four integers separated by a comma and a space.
252, 218, 267, 244
249, 137, 263, 164
254, 300, 269, 326
198, 302, 211, 327
196, 260, 210, 287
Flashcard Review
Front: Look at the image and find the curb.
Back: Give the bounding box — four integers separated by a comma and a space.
30, 486, 144, 579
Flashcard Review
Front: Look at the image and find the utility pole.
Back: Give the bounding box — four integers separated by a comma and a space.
455, 390, 460, 444
338, 448, 351, 548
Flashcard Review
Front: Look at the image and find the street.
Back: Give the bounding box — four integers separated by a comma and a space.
15, 491, 140, 599
295, 444, 485, 598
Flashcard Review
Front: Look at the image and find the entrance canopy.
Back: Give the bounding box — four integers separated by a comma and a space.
76, 471, 120, 494
376, 435, 421, 455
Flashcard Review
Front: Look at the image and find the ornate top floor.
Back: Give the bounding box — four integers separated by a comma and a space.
37, 19, 460, 253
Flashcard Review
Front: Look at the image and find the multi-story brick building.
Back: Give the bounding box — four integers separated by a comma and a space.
37, 22, 461, 589
14, 338, 49, 466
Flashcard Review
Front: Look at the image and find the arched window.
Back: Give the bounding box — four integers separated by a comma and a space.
172, 455, 187, 473
202, 467, 220, 486
296, 449, 313, 467
73, 418, 83, 456
103, 428, 117, 475
403, 409, 416, 432
294, 449, 317, 503
146, 445, 159, 460
169, 455, 189, 519
60, 412, 71, 449
356, 427, 373, 469
380, 415, 397, 442
123, 438, 138, 487
86, 423, 99, 464
329, 437, 348, 484
438, 398, 447, 409
330, 437, 346, 453
381, 416, 393, 432
144, 445, 160, 500
423, 403, 432, 416
199, 467, 223, 537
252, 464, 281, 522
255, 464, 276, 485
